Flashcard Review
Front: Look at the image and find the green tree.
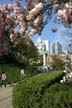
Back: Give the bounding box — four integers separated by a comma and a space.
51, 55, 64, 70
11, 36, 38, 67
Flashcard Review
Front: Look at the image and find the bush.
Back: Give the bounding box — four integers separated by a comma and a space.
41, 83, 72, 108
0, 64, 20, 83
13, 70, 64, 108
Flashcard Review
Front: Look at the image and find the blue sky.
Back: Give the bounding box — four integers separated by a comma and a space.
0, 0, 26, 6
0, 0, 71, 53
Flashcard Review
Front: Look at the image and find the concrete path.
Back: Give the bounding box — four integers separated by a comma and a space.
0, 85, 13, 108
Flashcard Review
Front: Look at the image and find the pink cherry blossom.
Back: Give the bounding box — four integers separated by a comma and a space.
25, 30, 30, 36
30, 28, 37, 34
20, 26, 26, 33
6, 3, 12, 11
35, 3, 43, 11
29, 8, 36, 15
17, 14, 24, 21
34, 16, 43, 26
10, 33, 16, 42
26, 15, 33, 21
58, 4, 72, 24
0, 0, 71, 40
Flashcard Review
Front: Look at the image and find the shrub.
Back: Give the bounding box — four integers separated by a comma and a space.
41, 83, 72, 108
13, 70, 64, 108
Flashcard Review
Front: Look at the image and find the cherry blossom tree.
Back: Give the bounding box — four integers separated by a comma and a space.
0, 0, 71, 42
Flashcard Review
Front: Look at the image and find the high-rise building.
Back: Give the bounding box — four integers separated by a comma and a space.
43, 40, 50, 54
36, 36, 50, 54
35, 36, 50, 67
52, 41, 62, 54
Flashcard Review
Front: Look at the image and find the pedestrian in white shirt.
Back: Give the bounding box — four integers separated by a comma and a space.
20, 69, 25, 80
1, 72, 7, 88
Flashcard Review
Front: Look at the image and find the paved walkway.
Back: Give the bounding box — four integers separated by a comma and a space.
0, 85, 13, 108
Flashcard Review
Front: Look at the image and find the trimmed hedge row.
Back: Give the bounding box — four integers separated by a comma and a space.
41, 83, 72, 108
13, 70, 64, 108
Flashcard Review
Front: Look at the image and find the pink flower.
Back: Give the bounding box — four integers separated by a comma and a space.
28, 28, 37, 36
29, 31, 33, 36
31, 29, 37, 34
20, 26, 25, 33
35, 3, 43, 11
34, 16, 43, 26
26, 15, 33, 21
10, 33, 16, 42
28, 3, 43, 17
29, 8, 36, 15
1, 5, 6, 11
6, 3, 12, 11
17, 14, 24, 21
58, 8, 72, 22
25, 30, 30, 36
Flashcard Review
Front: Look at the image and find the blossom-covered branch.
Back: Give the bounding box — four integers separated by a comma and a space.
0, 0, 71, 41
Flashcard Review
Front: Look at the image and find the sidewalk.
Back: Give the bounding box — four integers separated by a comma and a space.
0, 85, 13, 108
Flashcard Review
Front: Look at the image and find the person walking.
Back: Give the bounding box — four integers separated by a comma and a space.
1, 72, 7, 88
20, 69, 25, 80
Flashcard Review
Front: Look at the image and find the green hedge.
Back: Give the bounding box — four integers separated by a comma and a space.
0, 64, 20, 83
13, 70, 64, 108
41, 83, 72, 108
